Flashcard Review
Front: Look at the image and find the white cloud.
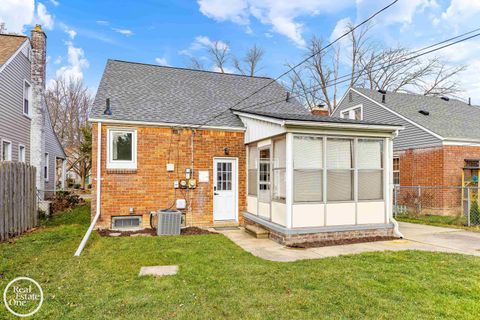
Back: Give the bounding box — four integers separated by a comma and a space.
329, 17, 352, 42
54, 56, 62, 64
96, 20, 109, 26
59, 23, 76, 39
197, 0, 353, 47
0, 0, 35, 33
112, 28, 134, 36
49, 0, 59, 6
439, 0, 480, 32
54, 41, 89, 83
36, 2, 54, 30
180, 35, 229, 56
155, 57, 169, 66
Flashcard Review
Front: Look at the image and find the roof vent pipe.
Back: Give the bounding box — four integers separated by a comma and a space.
286, 92, 290, 102
377, 90, 387, 103
469, 97, 471, 105
441, 96, 450, 101
104, 98, 112, 115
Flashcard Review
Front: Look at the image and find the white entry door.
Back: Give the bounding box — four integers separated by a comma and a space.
213, 158, 237, 221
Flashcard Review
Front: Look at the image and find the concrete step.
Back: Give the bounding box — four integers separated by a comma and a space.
245, 224, 269, 239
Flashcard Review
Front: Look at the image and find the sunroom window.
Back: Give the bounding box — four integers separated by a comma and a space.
293, 136, 323, 202
273, 138, 286, 202
327, 138, 354, 201
248, 145, 257, 196
258, 148, 271, 203
358, 139, 384, 200
107, 129, 137, 169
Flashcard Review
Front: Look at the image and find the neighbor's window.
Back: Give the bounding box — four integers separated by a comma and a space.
293, 135, 323, 202
393, 156, 400, 185
44, 153, 49, 181
358, 140, 384, 200
1, 140, 12, 161
341, 106, 362, 120
273, 138, 286, 202
18, 145, 25, 162
258, 147, 271, 203
248, 144, 258, 196
23, 80, 31, 116
327, 138, 354, 201
107, 128, 137, 169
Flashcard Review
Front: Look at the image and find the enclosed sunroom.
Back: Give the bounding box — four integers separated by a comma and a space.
234, 110, 403, 245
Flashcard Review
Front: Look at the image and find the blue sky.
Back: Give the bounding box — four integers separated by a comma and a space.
1, 0, 479, 102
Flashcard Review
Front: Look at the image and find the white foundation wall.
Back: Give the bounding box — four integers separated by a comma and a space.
271, 202, 286, 226
292, 204, 324, 228
247, 196, 258, 215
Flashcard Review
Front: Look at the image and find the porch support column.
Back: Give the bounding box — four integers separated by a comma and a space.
384, 137, 393, 224
285, 133, 293, 228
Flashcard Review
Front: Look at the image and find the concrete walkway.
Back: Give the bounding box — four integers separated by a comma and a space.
216, 222, 480, 262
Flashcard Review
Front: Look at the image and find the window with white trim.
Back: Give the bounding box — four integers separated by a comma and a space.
258, 147, 271, 203
2, 140, 12, 161
327, 138, 354, 201
393, 156, 400, 186
107, 128, 137, 169
248, 144, 257, 196
44, 153, 49, 181
273, 138, 286, 202
18, 145, 26, 162
341, 106, 362, 120
23, 80, 31, 116
293, 135, 323, 202
358, 139, 384, 200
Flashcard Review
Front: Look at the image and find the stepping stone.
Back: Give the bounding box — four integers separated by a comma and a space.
109, 232, 121, 237
139, 265, 178, 277
245, 224, 269, 239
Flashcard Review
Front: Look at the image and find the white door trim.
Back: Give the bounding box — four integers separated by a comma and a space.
213, 157, 239, 222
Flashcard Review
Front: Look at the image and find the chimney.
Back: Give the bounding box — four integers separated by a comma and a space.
30, 25, 47, 199
311, 105, 329, 117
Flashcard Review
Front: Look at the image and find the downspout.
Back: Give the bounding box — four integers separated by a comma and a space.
74, 122, 102, 256
389, 130, 404, 238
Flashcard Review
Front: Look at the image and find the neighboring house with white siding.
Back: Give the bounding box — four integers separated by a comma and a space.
0, 26, 66, 197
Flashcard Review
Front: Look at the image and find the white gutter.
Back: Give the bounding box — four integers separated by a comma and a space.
74, 122, 102, 256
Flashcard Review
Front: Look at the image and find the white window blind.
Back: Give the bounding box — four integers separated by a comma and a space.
327, 139, 352, 169
293, 136, 323, 202
273, 139, 286, 201
357, 140, 383, 169
358, 140, 384, 200
248, 145, 258, 196
327, 138, 353, 201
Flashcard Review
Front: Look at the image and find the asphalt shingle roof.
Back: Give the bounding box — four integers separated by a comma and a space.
91, 60, 310, 128
354, 88, 480, 140
0, 34, 27, 67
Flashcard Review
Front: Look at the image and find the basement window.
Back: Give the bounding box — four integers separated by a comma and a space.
112, 216, 142, 230
107, 128, 137, 169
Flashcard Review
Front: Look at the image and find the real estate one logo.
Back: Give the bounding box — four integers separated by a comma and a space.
3, 277, 44, 317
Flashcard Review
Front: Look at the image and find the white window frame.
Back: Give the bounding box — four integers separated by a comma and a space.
111, 216, 142, 230
393, 156, 400, 186
18, 144, 26, 162
340, 104, 363, 120
23, 79, 32, 118
44, 152, 49, 182
1, 139, 12, 161
106, 128, 137, 170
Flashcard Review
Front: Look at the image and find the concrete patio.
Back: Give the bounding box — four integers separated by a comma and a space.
216, 222, 480, 262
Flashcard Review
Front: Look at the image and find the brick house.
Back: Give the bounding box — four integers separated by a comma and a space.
88, 60, 403, 244
332, 88, 480, 215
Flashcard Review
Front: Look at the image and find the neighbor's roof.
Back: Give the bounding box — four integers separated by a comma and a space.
354, 87, 480, 140
0, 34, 28, 67
90, 59, 310, 128
233, 108, 403, 128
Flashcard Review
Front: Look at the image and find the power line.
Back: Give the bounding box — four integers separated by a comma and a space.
193, 0, 400, 129
233, 29, 480, 113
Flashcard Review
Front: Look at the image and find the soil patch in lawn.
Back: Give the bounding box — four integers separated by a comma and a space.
98, 227, 217, 237
287, 236, 398, 248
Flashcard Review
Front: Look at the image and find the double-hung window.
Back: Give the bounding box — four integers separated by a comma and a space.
357, 139, 384, 200
44, 153, 49, 181
1, 140, 12, 161
18, 145, 26, 162
258, 148, 271, 203
393, 156, 400, 185
248, 145, 258, 196
341, 105, 362, 120
273, 138, 286, 202
327, 138, 354, 201
293, 136, 323, 202
107, 128, 137, 169
23, 80, 31, 117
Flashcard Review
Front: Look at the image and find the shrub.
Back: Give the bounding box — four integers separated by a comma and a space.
51, 191, 84, 213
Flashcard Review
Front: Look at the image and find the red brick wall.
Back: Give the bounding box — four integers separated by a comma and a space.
395, 145, 480, 215
91, 123, 246, 229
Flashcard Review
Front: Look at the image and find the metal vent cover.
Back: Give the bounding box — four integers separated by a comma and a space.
157, 210, 182, 236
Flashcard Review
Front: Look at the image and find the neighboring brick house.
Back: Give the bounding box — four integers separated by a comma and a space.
333, 87, 480, 215
88, 60, 402, 244
0, 26, 66, 197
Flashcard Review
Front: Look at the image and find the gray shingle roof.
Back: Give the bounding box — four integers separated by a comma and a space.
91, 60, 310, 128
233, 109, 402, 127
354, 88, 480, 140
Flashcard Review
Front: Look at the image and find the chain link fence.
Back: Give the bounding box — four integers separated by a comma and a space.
393, 186, 480, 226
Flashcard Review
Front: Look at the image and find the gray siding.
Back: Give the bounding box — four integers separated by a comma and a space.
0, 50, 31, 162
333, 90, 442, 150
44, 107, 66, 191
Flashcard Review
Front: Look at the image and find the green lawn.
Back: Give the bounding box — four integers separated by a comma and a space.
1, 206, 480, 319
396, 214, 480, 232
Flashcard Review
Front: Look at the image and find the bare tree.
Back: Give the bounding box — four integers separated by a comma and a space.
46, 77, 93, 189
189, 57, 205, 70
286, 22, 466, 114
0, 22, 6, 33
233, 44, 265, 76
208, 40, 229, 73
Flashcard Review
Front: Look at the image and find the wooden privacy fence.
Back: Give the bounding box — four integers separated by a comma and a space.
0, 162, 38, 241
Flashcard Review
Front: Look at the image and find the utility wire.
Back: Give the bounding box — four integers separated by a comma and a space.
193, 0, 400, 129
232, 29, 480, 113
